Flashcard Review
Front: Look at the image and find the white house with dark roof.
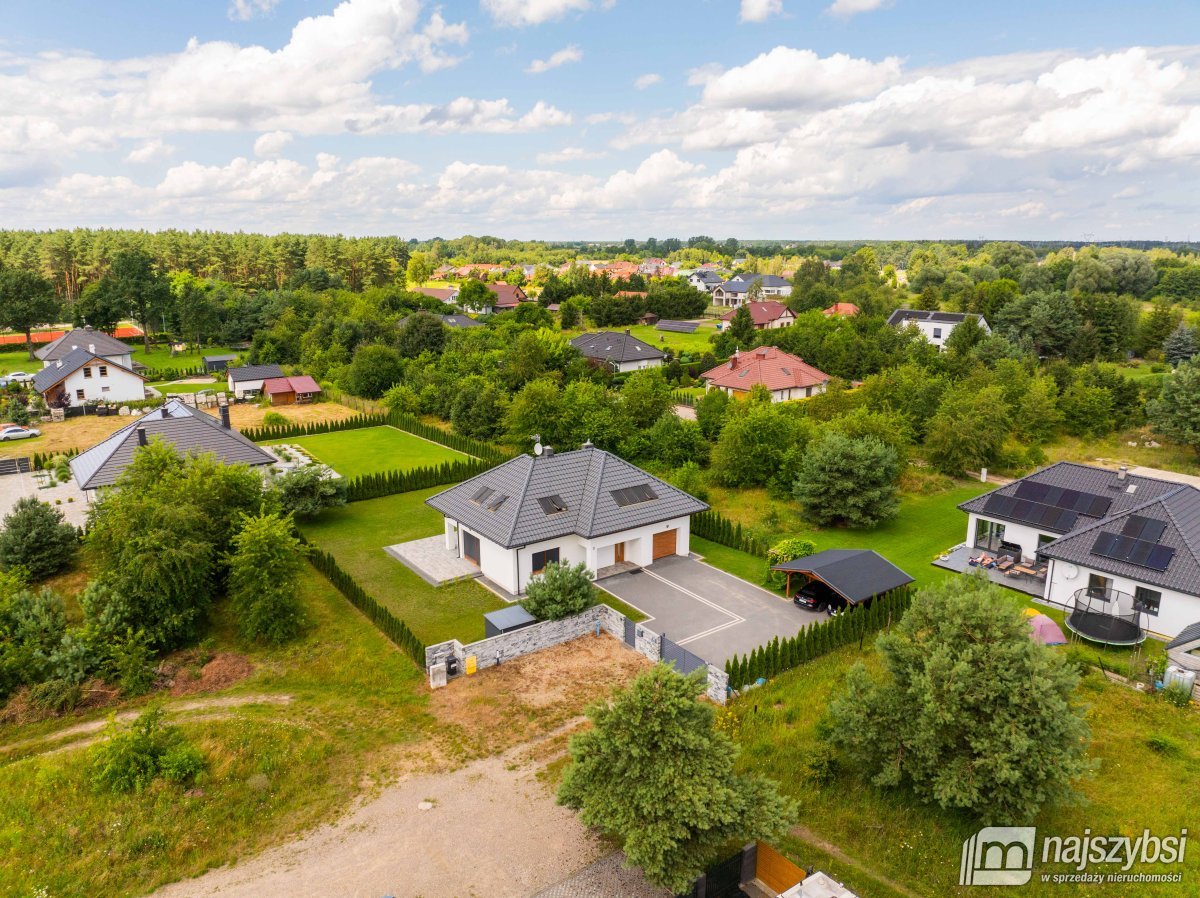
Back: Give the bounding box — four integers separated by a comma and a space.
31, 348, 147, 407
70, 399, 276, 499
570, 330, 664, 373
226, 364, 285, 399
711, 274, 793, 307
425, 445, 708, 596
36, 325, 134, 370
959, 462, 1200, 640
887, 309, 991, 349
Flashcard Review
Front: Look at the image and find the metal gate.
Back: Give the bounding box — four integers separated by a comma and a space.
624, 616, 637, 647
661, 634, 708, 676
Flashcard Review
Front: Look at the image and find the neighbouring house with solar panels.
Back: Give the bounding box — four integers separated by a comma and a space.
886, 309, 991, 349
959, 462, 1200, 639
69, 399, 276, 500
425, 443, 708, 596
570, 330, 665, 372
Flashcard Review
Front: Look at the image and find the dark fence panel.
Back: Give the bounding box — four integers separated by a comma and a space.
661, 634, 708, 677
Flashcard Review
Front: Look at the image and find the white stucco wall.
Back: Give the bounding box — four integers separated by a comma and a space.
57, 365, 145, 405
446, 515, 693, 595
965, 513, 1059, 562
614, 357, 663, 373
229, 377, 266, 398
1044, 558, 1200, 640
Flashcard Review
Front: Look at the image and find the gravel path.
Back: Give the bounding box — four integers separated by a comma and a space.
150, 740, 618, 898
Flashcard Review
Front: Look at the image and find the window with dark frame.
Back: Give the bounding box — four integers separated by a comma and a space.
82, 367, 92, 378
531, 547, 560, 573
1134, 586, 1161, 616
99, 365, 108, 377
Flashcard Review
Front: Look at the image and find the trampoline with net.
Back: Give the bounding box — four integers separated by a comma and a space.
1066, 588, 1147, 646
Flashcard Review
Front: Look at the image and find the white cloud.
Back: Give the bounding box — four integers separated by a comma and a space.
740, 0, 783, 23
254, 131, 294, 158
536, 146, 606, 164
124, 138, 175, 164
228, 0, 280, 22
526, 45, 583, 74
827, 0, 889, 18
999, 200, 1046, 217
634, 73, 662, 90
481, 0, 592, 27
702, 47, 903, 109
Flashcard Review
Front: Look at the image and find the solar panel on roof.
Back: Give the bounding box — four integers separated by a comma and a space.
610, 484, 658, 507
982, 493, 1078, 532
1091, 530, 1176, 571
1121, 515, 1167, 542
1015, 481, 1111, 517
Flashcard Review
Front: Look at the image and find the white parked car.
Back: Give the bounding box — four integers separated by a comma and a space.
0, 425, 40, 441
7, 372, 32, 383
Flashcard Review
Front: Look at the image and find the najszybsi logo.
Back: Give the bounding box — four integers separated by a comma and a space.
961, 826, 1037, 886
960, 826, 1189, 886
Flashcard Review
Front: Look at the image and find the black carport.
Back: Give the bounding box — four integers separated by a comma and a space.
771, 548, 914, 604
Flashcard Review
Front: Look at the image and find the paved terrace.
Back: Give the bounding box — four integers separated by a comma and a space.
932, 545, 1045, 598
385, 535, 480, 587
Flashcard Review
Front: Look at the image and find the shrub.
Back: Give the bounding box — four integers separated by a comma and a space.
765, 537, 817, 589
0, 497, 79, 581
262, 411, 288, 427
107, 629, 156, 697
522, 561, 595, 620
27, 678, 83, 713
87, 707, 203, 794
1160, 683, 1193, 708
227, 513, 307, 644
271, 465, 348, 518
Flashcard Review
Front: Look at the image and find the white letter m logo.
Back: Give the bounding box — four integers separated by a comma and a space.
960, 826, 1036, 886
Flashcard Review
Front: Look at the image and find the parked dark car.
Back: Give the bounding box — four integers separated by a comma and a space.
792, 579, 847, 615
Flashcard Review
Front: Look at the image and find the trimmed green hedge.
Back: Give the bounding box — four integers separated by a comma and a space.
244, 410, 509, 464
32, 448, 81, 471
691, 509, 770, 557
306, 545, 425, 666
725, 586, 912, 690
143, 364, 206, 382
342, 458, 492, 501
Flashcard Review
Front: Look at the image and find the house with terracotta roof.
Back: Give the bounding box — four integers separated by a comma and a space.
487, 282, 529, 311
263, 375, 322, 405
720, 300, 795, 330
413, 286, 459, 304
823, 302, 860, 317
701, 347, 830, 403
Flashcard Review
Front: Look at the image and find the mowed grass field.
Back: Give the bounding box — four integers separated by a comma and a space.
0, 343, 242, 377
698, 481, 993, 592
298, 488, 506, 644
266, 425, 472, 479
566, 321, 719, 356
731, 640, 1200, 898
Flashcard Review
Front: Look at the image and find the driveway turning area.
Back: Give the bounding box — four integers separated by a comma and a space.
598, 555, 825, 666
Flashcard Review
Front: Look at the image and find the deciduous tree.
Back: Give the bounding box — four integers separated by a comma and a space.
0, 269, 59, 360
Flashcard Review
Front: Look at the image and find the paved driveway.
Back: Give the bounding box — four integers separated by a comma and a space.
598, 554, 825, 666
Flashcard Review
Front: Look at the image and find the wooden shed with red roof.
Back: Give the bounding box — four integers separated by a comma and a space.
701, 347, 830, 403
263, 375, 322, 405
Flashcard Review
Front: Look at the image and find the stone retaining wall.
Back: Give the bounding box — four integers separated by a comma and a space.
425, 603, 728, 704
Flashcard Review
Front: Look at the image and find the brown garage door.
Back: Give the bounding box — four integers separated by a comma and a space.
652, 529, 677, 560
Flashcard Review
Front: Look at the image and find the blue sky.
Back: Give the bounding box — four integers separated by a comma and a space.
4, 0, 1200, 239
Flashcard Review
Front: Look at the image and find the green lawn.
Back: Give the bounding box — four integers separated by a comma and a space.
566, 322, 719, 357
0, 568, 432, 897
299, 488, 506, 644
150, 378, 228, 395
0, 343, 241, 377
731, 640, 1200, 898
700, 482, 993, 592
266, 426, 472, 479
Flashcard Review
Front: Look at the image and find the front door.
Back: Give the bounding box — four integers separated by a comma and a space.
614, 542, 625, 564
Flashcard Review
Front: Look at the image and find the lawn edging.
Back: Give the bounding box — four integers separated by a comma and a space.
305, 542, 426, 666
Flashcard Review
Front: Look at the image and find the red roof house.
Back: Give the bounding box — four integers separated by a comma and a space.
720, 301, 795, 330
823, 302, 861, 317
487, 282, 530, 309
263, 375, 322, 405
701, 347, 830, 403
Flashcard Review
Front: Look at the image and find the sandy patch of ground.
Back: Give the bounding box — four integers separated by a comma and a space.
167, 652, 255, 697
151, 733, 609, 898
209, 401, 361, 430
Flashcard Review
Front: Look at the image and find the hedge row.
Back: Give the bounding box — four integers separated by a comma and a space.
144, 364, 206, 382
671, 390, 696, 407
306, 545, 425, 665
244, 409, 510, 464
32, 448, 80, 471
691, 509, 770, 558
725, 587, 912, 690
343, 458, 493, 502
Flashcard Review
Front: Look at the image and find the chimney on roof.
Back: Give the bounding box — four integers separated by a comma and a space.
581, 439, 594, 449
729, 351, 738, 370
88, 343, 95, 354
624, 328, 631, 336
1117, 465, 1128, 481
136, 427, 147, 447
55, 360, 62, 368
219, 405, 231, 429
84, 325, 93, 333
542, 446, 554, 457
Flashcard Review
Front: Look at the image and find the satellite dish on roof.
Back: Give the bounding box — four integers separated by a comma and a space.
532, 432, 543, 457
